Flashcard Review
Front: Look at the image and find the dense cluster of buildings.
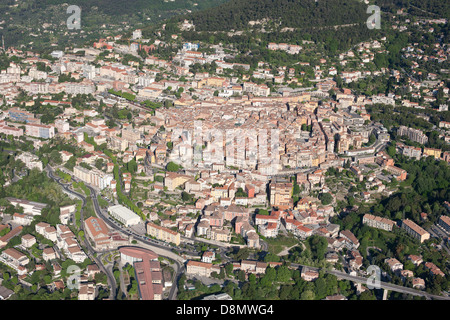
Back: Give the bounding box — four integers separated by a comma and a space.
0, 12, 448, 300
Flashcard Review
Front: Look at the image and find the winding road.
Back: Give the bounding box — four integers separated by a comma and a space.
46, 165, 118, 300
289, 262, 450, 300
46, 165, 189, 300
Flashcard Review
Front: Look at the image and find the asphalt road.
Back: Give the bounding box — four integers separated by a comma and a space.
289, 262, 450, 300
328, 269, 450, 300
47, 165, 189, 300
46, 166, 118, 300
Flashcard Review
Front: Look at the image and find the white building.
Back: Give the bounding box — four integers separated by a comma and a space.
16, 152, 43, 171
0, 248, 29, 275
6, 197, 47, 216
13, 213, 33, 226
107, 205, 141, 227
132, 29, 142, 40
50, 51, 64, 59
60, 204, 76, 225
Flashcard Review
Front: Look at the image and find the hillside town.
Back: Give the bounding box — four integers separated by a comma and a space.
0, 3, 449, 302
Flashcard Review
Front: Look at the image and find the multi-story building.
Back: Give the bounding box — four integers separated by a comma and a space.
121, 128, 141, 143
164, 172, 192, 191
84, 217, 128, 250
59, 204, 76, 225
240, 260, 268, 274
293, 225, 313, 239
65, 80, 96, 95
401, 219, 430, 243
35, 222, 50, 235
0, 248, 29, 275
42, 247, 57, 261
21, 234, 36, 248
438, 215, 450, 234
258, 222, 279, 238
423, 147, 442, 159
55, 119, 70, 133
186, 260, 220, 277
120, 247, 164, 300
66, 246, 88, 263
12, 213, 33, 226
339, 230, 360, 249
201, 251, 215, 263
108, 135, 128, 152
269, 182, 293, 209
210, 227, 231, 242
6, 198, 47, 216
8, 108, 35, 123
401, 145, 422, 160
254, 213, 279, 226
73, 166, 114, 190
25, 123, 55, 139
397, 126, 428, 144
146, 222, 181, 246
43, 226, 57, 242
0, 123, 23, 137
385, 165, 408, 181
17, 152, 43, 171
362, 214, 395, 231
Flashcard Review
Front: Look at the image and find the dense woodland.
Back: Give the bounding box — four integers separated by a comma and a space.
177, 0, 368, 31
0, 0, 226, 50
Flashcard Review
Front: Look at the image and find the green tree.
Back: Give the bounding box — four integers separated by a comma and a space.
276, 265, 291, 283
181, 191, 193, 202
237, 270, 246, 282
219, 268, 225, 280
49, 150, 62, 165
307, 235, 328, 261
319, 193, 333, 205
166, 161, 180, 172
314, 277, 327, 299
279, 285, 293, 300
127, 159, 137, 173
387, 144, 396, 157
225, 263, 234, 275
301, 290, 315, 300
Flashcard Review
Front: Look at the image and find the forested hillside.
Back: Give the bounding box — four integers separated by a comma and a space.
181, 0, 368, 31
29, 0, 226, 16
377, 0, 450, 17
0, 0, 226, 50
169, 0, 380, 58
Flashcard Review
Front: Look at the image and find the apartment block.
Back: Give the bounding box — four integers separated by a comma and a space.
0, 248, 29, 275
269, 182, 293, 209
438, 215, 450, 234
186, 260, 220, 277
164, 172, 192, 191
146, 222, 180, 246
397, 126, 428, 144
401, 219, 430, 243
363, 214, 395, 231
25, 123, 55, 139
73, 165, 114, 190
0, 124, 23, 137
17, 152, 43, 171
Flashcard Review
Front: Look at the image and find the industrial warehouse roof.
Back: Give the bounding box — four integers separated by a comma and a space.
108, 204, 141, 222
